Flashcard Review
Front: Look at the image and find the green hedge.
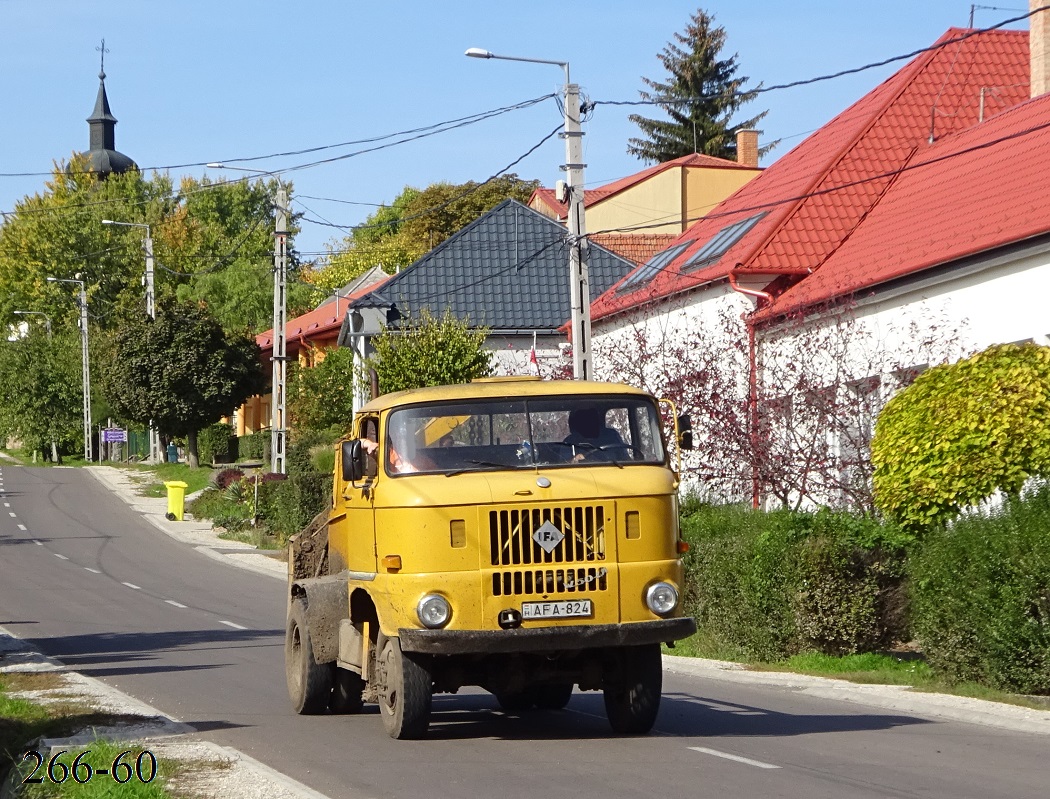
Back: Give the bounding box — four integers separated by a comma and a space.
198, 422, 235, 465
681, 504, 911, 661
910, 481, 1050, 695
268, 472, 331, 544
237, 431, 269, 462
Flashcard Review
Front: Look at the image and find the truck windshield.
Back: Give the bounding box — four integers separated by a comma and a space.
384, 396, 666, 475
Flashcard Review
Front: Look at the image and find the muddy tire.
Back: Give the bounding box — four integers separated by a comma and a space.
377, 637, 432, 739
532, 683, 574, 710
330, 667, 365, 714
603, 644, 662, 734
285, 598, 333, 715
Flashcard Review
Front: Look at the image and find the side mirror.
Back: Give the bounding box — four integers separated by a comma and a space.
341, 439, 365, 483
678, 415, 694, 451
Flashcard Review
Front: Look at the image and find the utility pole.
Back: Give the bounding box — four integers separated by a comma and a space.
563, 80, 592, 380
272, 188, 288, 474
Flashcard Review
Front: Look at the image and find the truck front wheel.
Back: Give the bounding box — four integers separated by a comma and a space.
285, 598, 333, 714
603, 644, 662, 734
376, 636, 432, 739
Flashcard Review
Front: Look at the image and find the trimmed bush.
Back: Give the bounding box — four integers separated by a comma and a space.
214, 467, 245, 490
910, 481, 1050, 695
198, 422, 236, 465
268, 472, 331, 544
237, 431, 269, 462
681, 503, 910, 661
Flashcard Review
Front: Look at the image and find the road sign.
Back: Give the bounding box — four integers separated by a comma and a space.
102, 428, 127, 443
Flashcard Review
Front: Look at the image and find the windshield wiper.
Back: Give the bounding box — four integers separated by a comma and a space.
444, 459, 509, 477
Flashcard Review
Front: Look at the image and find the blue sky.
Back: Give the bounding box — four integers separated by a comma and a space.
1, 1, 1033, 257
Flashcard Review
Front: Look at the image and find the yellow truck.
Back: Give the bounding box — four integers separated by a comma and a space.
285, 377, 695, 739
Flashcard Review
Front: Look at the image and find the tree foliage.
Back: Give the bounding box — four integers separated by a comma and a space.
313, 176, 538, 294
365, 309, 492, 395
627, 7, 771, 164
101, 301, 267, 466
0, 326, 84, 458
289, 346, 358, 433
0, 162, 318, 337
872, 343, 1050, 534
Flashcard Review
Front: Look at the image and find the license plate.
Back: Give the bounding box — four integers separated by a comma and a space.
521, 599, 593, 619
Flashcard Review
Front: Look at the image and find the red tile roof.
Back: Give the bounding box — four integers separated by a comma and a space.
257, 272, 393, 354
591, 28, 1032, 322
588, 233, 679, 265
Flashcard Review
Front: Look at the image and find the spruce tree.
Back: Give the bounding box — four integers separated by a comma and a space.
627, 8, 771, 164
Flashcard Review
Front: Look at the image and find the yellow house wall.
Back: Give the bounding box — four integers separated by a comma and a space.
684, 167, 761, 228
587, 170, 684, 235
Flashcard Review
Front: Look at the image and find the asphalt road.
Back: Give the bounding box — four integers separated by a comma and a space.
1, 463, 1047, 799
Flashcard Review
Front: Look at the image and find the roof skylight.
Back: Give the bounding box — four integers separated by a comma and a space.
683, 212, 766, 271
615, 241, 693, 293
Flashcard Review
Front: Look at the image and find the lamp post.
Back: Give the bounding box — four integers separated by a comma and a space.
13, 310, 52, 338
46, 276, 91, 461
102, 219, 160, 463
465, 48, 592, 380
207, 163, 289, 474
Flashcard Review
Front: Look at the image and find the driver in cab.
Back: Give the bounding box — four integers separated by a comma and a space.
564, 407, 625, 462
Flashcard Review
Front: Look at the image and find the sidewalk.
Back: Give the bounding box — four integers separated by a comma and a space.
84, 465, 288, 580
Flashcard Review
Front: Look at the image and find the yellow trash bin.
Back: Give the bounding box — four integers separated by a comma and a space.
164, 481, 188, 521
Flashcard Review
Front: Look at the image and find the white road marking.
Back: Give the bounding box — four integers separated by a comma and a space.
17, 524, 26, 531
220, 620, 247, 630
54, 553, 69, 560
84, 568, 101, 574
33, 540, 43, 546
688, 746, 781, 769
4, 502, 9, 507
8, 512, 16, 517
165, 600, 188, 609
122, 582, 142, 590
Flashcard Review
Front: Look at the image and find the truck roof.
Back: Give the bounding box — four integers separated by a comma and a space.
358, 377, 653, 414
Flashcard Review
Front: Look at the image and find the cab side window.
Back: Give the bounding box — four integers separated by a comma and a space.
362, 417, 379, 478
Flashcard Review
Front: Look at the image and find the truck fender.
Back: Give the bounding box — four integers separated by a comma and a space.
289, 572, 349, 665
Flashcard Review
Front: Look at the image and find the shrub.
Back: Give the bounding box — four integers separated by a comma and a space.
214, 467, 246, 490
268, 472, 331, 544
910, 481, 1050, 694
198, 422, 235, 465
681, 505, 910, 660
237, 431, 270, 462
873, 343, 1050, 534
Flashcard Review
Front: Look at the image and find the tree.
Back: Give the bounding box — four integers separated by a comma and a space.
312, 176, 539, 295
365, 309, 492, 395
627, 8, 771, 164
0, 326, 84, 460
289, 346, 358, 433
872, 343, 1050, 534
102, 301, 267, 467
0, 163, 314, 338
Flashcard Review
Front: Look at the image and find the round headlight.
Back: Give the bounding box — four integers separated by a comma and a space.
645, 582, 679, 615
417, 594, 451, 629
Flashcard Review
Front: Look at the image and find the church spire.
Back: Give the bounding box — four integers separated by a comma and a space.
76, 39, 137, 177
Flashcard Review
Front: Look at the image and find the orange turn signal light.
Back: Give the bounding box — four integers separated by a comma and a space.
381, 555, 402, 571
676, 541, 690, 554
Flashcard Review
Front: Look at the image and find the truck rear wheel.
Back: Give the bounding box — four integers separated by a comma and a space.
532, 683, 574, 710
377, 637, 432, 739
285, 598, 333, 714
603, 644, 662, 734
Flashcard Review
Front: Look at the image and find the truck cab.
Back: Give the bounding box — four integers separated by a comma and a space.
285, 377, 695, 738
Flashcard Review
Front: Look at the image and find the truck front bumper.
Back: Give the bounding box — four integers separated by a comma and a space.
398, 617, 696, 655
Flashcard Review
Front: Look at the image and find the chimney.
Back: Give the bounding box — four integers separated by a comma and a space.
736, 130, 759, 167
1032, 0, 1050, 97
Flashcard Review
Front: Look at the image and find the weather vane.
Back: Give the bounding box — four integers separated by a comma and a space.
96, 38, 109, 78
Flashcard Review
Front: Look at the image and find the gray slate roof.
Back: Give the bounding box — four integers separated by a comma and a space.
344, 199, 635, 333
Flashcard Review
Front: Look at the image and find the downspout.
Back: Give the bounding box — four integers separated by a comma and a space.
728, 270, 772, 509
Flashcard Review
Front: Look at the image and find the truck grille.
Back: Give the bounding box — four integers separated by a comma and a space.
488, 505, 606, 567
491, 566, 608, 597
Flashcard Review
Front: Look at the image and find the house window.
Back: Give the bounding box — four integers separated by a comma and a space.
615, 241, 694, 293
682, 212, 767, 271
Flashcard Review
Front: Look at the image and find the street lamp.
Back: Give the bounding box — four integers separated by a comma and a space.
207, 162, 290, 474
46, 276, 91, 461
13, 310, 52, 338
102, 219, 160, 463
466, 47, 592, 380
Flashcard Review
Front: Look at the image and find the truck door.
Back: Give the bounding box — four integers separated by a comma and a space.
340, 416, 378, 577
